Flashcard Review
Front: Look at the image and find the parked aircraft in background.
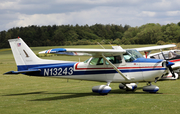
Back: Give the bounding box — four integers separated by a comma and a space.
4, 38, 176, 94
147, 50, 180, 80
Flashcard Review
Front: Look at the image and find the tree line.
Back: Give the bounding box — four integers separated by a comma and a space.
0, 22, 180, 49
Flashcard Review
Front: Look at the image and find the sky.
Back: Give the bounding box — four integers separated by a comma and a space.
0, 0, 180, 31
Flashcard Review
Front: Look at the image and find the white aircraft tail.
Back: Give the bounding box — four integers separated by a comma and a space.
8, 38, 74, 71
8, 38, 42, 69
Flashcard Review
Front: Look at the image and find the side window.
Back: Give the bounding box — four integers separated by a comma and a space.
123, 53, 134, 62
158, 53, 165, 59
168, 52, 175, 59
105, 57, 115, 64
150, 55, 159, 59
114, 56, 122, 64
90, 56, 123, 65
90, 58, 104, 65
105, 56, 122, 64
97, 58, 104, 65
174, 51, 180, 55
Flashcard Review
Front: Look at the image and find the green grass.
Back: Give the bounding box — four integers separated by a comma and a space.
0, 45, 180, 114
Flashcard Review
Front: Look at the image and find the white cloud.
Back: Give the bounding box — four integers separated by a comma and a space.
0, 1, 20, 10
6, 13, 66, 28
166, 10, 180, 16
1, 0, 180, 31
138, 11, 156, 17
153, 0, 172, 9
5, 6, 138, 29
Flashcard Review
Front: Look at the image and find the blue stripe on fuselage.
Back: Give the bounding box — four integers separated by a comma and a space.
17, 63, 76, 71
17, 62, 166, 76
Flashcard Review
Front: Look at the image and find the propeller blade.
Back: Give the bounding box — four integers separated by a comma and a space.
161, 50, 176, 78
168, 66, 176, 78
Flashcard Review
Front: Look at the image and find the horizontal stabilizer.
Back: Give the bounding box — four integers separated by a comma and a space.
4, 69, 41, 75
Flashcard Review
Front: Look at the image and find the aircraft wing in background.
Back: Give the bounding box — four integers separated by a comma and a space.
133, 44, 176, 52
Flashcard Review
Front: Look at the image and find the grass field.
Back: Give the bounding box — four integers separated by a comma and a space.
0, 45, 180, 114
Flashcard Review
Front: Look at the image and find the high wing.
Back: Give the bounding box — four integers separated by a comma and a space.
39, 44, 176, 56
133, 44, 176, 52
39, 48, 126, 57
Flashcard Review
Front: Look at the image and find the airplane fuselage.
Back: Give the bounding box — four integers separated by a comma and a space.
22, 57, 166, 83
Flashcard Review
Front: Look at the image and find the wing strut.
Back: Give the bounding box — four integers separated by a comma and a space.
101, 54, 130, 80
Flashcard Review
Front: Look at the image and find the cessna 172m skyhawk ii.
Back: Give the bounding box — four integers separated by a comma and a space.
4, 38, 176, 95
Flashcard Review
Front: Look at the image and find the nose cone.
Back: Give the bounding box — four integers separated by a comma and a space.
166, 61, 174, 67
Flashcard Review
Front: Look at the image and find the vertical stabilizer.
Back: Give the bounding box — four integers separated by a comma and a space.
8, 38, 41, 70
8, 38, 74, 71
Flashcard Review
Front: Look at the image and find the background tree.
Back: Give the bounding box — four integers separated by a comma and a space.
0, 22, 180, 49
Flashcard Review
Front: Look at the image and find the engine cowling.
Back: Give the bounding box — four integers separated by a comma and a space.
143, 85, 159, 93
92, 85, 111, 95
119, 83, 137, 91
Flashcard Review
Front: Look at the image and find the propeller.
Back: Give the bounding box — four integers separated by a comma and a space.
161, 50, 175, 78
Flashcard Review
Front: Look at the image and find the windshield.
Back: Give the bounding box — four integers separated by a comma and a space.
126, 50, 144, 59
84, 58, 90, 63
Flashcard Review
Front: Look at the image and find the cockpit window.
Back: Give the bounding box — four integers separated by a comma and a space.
174, 51, 180, 55
84, 59, 90, 63
89, 56, 123, 65
126, 50, 144, 59
105, 56, 122, 64
123, 53, 135, 62
168, 52, 179, 59
150, 53, 165, 59
123, 50, 144, 62
150, 51, 180, 60
89, 50, 144, 65
90, 57, 103, 65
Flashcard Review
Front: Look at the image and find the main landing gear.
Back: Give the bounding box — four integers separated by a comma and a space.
92, 82, 112, 95
92, 82, 159, 95
119, 83, 137, 91
119, 82, 159, 93
143, 82, 159, 93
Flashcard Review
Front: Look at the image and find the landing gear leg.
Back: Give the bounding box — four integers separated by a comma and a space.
147, 82, 152, 86
106, 82, 111, 86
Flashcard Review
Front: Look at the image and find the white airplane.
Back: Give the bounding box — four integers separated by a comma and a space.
4, 38, 176, 95
146, 50, 180, 80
